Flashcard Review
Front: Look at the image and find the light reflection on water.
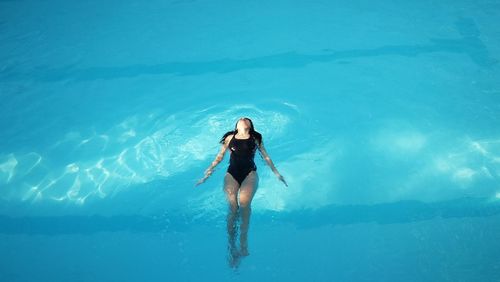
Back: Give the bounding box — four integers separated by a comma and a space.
0, 103, 298, 208
0, 104, 499, 215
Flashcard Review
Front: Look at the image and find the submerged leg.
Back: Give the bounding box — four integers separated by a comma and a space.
224, 172, 240, 268
238, 171, 259, 257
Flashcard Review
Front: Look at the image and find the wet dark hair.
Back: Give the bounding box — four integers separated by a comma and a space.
219, 117, 263, 147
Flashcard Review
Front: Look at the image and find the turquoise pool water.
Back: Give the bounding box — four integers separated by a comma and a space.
1, 0, 500, 281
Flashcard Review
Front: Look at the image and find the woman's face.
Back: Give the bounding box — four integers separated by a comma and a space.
236, 118, 251, 132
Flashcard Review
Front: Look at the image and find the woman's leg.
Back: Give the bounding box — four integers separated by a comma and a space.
238, 171, 259, 256
224, 172, 240, 213
223, 172, 240, 267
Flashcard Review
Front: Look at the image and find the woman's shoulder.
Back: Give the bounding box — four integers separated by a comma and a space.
220, 130, 235, 145
223, 132, 235, 145
251, 134, 262, 147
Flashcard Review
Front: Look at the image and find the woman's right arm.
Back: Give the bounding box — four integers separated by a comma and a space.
206, 136, 230, 173
195, 135, 231, 186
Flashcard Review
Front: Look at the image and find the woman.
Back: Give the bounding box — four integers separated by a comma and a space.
196, 117, 287, 268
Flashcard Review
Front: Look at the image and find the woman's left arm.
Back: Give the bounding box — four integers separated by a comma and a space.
257, 140, 288, 187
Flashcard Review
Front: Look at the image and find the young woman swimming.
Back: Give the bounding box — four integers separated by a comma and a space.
196, 117, 287, 267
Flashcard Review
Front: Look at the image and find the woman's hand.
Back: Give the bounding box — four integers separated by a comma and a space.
276, 174, 288, 187
195, 177, 207, 186
195, 168, 214, 187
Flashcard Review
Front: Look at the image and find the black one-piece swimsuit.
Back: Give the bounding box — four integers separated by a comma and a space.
227, 134, 257, 185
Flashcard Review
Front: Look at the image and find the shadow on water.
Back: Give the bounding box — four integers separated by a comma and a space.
0, 18, 497, 83
1, 197, 499, 235
260, 196, 500, 230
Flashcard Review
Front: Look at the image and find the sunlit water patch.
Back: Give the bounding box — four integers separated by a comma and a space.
0, 102, 306, 215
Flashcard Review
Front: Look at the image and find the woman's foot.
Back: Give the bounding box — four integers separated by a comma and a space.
240, 243, 249, 257
239, 248, 249, 257
227, 244, 241, 268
